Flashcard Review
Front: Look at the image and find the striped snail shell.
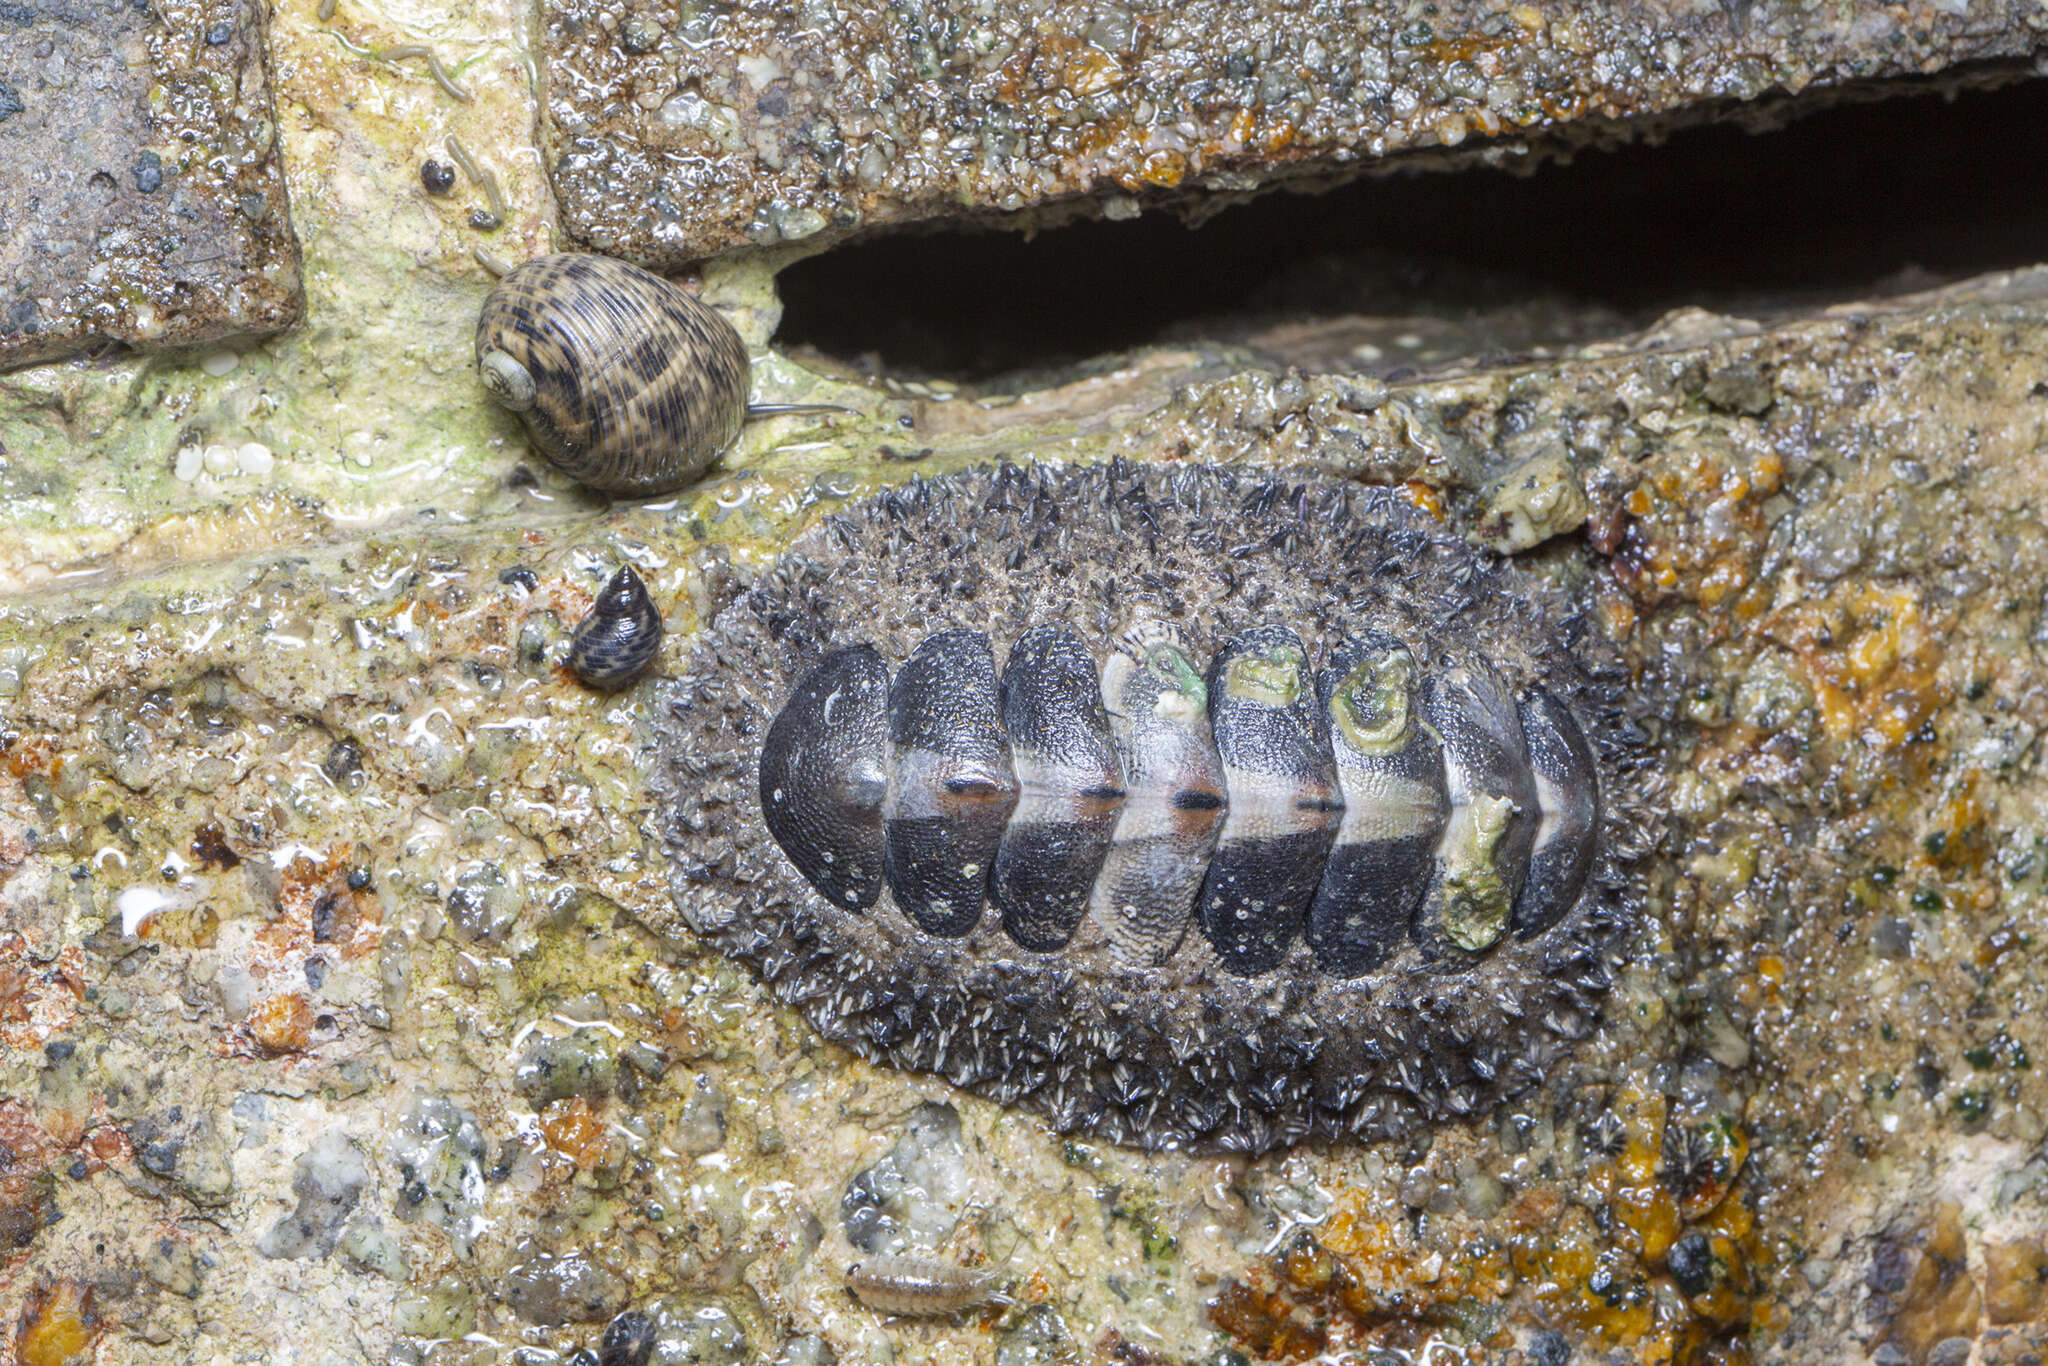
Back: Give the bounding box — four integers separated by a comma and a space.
476, 254, 750, 496
567, 565, 664, 690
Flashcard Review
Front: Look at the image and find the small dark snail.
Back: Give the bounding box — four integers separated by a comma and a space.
476, 253, 844, 496
567, 565, 663, 690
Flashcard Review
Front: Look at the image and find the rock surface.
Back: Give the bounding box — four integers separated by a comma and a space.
542, 0, 2048, 263
0, 0, 300, 369
4, 266, 2048, 1362
2, 0, 2048, 1360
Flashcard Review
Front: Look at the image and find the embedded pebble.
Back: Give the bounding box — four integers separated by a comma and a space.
199, 350, 239, 377
841, 1102, 971, 1254
514, 1028, 619, 1104
388, 1095, 488, 1251
500, 1247, 628, 1324
628, 1297, 752, 1364
257, 1132, 369, 1260
995, 1306, 1075, 1363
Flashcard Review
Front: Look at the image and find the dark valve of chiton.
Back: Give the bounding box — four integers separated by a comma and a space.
656, 461, 1644, 1155
761, 621, 1599, 978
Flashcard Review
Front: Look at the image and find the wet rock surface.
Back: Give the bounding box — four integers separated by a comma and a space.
3, 267, 2048, 1361
541, 0, 2048, 264
0, 0, 301, 369
3, 0, 2048, 1361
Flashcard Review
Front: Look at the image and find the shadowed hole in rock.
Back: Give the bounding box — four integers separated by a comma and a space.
774, 75, 2048, 387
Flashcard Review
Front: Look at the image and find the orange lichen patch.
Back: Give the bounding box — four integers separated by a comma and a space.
83, 1124, 132, 1167
1506, 1090, 1774, 1363
1595, 1085, 1679, 1262
0, 960, 26, 1025
1696, 556, 1749, 611
140, 901, 220, 950
1312, 1201, 1514, 1318
1018, 1269, 1054, 1306
1611, 443, 1783, 612
1399, 480, 1446, 521
1063, 47, 1125, 96
13, 1279, 98, 1366
0, 732, 63, 783
248, 992, 315, 1055
1886, 1202, 1984, 1362
1683, 1229, 1762, 1332
1209, 1205, 1518, 1362
259, 850, 382, 964
1769, 586, 1953, 748
0, 940, 87, 1048
1746, 953, 1787, 1012
0, 812, 27, 880
1138, 150, 1186, 188
1206, 1276, 1328, 1363
37, 1096, 86, 1151
538, 1096, 609, 1167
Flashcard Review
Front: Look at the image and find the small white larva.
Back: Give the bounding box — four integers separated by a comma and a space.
843, 1255, 1005, 1317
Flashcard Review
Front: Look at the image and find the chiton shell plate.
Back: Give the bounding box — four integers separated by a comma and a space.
651, 462, 1647, 1155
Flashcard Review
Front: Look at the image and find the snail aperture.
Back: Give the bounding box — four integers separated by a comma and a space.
477, 348, 538, 410
476, 253, 757, 495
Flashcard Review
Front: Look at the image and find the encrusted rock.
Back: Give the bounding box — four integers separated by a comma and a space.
0, 0, 299, 368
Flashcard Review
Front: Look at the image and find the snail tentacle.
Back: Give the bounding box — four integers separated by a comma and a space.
745, 402, 857, 421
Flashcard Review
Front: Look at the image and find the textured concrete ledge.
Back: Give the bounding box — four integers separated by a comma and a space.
0, 0, 301, 370
542, 0, 2048, 265
4, 270, 2048, 1363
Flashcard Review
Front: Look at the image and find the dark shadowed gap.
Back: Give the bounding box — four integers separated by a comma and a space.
773, 76, 2048, 384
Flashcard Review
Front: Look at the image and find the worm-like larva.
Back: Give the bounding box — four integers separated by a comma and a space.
444, 134, 505, 230
376, 44, 474, 102
844, 1255, 1005, 1317
475, 253, 848, 495
567, 565, 663, 690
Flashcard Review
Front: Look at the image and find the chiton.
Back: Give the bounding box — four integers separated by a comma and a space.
652, 461, 1648, 1154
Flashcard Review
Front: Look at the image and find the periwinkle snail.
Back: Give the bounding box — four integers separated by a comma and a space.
476, 253, 844, 496
567, 565, 663, 690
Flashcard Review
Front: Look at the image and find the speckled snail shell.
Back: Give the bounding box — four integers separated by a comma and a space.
476, 254, 750, 496
567, 565, 664, 690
